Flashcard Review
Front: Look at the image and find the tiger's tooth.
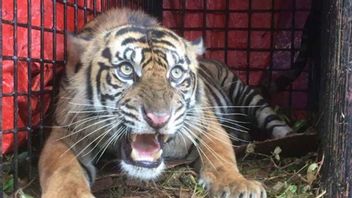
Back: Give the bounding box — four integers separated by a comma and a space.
163, 135, 169, 143
131, 134, 137, 142
152, 149, 163, 160
131, 148, 138, 161
130, 148, 162, 161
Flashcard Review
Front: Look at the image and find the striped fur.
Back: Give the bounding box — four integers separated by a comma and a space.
39, 8, 292, 197
198, 59, 292, 141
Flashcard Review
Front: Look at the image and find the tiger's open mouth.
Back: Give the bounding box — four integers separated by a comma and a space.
121, 133, 169, 168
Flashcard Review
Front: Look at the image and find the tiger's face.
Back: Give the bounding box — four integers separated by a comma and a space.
69, 25, 204, 180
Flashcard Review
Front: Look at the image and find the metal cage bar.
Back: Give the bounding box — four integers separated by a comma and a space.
26, 0, 33, 180
12, 0, 19, 191
246, 0, 253, 84
0, 0, 3, 194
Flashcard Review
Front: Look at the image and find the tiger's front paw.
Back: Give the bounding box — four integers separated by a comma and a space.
43, 192, 95, 198
199, 170, 266, 198
42, 187, 95, 198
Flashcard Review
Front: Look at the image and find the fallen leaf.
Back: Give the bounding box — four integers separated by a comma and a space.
306, 162, 318, 184
246, 143, 256, 154
272, 181, 285, 192
274, 146, 282, 161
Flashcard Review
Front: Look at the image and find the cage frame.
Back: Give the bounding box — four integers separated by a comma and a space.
3, 0, 346, 197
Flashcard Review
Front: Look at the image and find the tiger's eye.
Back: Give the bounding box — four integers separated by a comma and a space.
170, 66, 184, 81
114, 61, 135, 81
120, 64, 133, 76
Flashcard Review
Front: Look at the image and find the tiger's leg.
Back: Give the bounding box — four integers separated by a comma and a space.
39, 128, 95, 198
197, 114, 266, 198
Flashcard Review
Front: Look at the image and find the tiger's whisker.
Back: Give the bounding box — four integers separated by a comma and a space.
185, 120, 236, 146
68, 110, 116, 114
192, 105, 262, 109
94, 127, 126, 162
76, 121, 120, 158
185, 126, 234, 165
181, 126, 217, 169
62, 114, 116, 128
67, 101, 120, 110
57, 116, 118, 141
187, 110, 250, 124
179, 128, 209, 168
186, 114, 250, 132
78, 120, 123, 158
185, 120, 249, 143
185, 115, 249, 134
59, 121, 115, 159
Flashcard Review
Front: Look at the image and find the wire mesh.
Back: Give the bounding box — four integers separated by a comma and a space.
0, 0, 312, 195
162, 0, 311, 117
0, 0, 163, 195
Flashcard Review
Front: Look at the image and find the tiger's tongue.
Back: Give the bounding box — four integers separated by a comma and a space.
130, 134, 162, 161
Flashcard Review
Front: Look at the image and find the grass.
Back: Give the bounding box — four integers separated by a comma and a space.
88, 149, 324, 198
2, 149, 325, 198
2, 115, 324, 198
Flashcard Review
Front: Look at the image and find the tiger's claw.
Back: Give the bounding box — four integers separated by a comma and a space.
200, 171, 267, 198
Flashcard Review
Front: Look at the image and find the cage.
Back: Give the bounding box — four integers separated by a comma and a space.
1, 0, 349, 197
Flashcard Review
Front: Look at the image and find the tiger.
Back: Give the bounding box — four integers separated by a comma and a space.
39, 8, 292, 198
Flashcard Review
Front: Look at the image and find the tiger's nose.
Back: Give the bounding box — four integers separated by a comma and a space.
143, 108, 171, 129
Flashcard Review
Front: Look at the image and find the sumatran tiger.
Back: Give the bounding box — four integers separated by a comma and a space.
39, 8, 292, 198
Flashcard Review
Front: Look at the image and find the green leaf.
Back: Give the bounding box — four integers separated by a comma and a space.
306, 163, 319, 184
3, 175, 14, 193
307, 163, 318, 172
287, 184, 298, 193
292, 120, 307, 131
302, 185, 311, 193
17, 189, 34, 198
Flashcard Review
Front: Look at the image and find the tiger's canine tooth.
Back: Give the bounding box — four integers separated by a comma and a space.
163, 135, 169, 143
131, 134, 137, 142
152, 149, 163, 160
131, 148, 138, 161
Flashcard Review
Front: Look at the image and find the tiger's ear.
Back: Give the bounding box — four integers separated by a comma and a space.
66, 33, 90, 76
190, 37, 205, 56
